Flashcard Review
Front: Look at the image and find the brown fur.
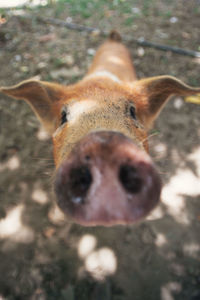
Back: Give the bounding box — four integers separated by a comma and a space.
86, 40, 137, 81
0, 34, 200, 168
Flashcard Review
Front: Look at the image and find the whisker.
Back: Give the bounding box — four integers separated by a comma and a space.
138, 131, 160, 148
29, 158, 54, 161
151, 153, 167, 161
158, 171, 170, 175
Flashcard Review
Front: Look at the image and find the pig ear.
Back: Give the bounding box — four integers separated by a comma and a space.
0, 80, 66, 133
134, 76, 200, 127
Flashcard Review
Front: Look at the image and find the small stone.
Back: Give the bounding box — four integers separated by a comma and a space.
50, 67, 82, 79
65, 54, 75, 66
170, 17, 178, 23
174, 97, 183, 109
37, 62, 47, 70
131, 7, 141, 14
20, 66, 29, 73
14, 55, 21, 62
66, 17, 73, 23
87, 48, 96, 56
137, 47, 145, 57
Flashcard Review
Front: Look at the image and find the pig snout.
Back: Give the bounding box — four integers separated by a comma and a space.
54, 131, 161, 226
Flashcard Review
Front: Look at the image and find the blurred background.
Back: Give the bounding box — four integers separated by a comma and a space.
0, 1, 200, 299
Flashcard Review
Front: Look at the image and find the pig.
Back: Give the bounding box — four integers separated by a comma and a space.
1, 31, 200, 226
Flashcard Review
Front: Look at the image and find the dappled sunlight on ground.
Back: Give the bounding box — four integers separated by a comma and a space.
0, 154, 20, 171
47, 203, 66, 225
161, 146, 200, 224
0, 204, 35, 243
0, 0, 48, 8
155, 233, 167, 247
36, 126, 51, 141
31, 187, 48, 204
161, 282, 182, 300
77, 234, 117, 280
84, 247, 117, 280
183, 243, 200, 259
78, 234, 97, 259
146, 205, 164, 221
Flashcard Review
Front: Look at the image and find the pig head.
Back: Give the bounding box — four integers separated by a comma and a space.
1, 34, 200, 226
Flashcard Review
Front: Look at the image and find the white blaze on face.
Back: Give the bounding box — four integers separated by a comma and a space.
85, 70, 121, 83
68, 100, 98, 124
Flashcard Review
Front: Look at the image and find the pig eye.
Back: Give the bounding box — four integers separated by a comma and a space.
130, 105, 136, 120
61, 108, 68, 125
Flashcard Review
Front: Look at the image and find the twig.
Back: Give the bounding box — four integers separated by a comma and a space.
22, 15, 200, 58
38, 17, 103, 35
127, 37, 200, 58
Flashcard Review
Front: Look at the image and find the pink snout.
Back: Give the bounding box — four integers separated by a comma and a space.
54, 131, 161, 226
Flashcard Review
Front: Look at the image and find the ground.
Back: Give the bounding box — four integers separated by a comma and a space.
0, 1, 200, 299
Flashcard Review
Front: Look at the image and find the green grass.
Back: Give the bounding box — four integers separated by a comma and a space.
0, 8, 6, 15
54, 0, 141, 19
1, 0, 158, 22
124, 16, 135, 26
1, 0, 180, 26
52, 57, 66, 68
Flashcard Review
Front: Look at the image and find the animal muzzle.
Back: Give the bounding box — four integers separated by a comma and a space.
54, 131, 161, 226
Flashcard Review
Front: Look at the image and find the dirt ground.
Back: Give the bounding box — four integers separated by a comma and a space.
0, 1, 200, 299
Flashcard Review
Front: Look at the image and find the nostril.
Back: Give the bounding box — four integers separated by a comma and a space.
119, 164, 143, 194
69, 165, 92, 201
